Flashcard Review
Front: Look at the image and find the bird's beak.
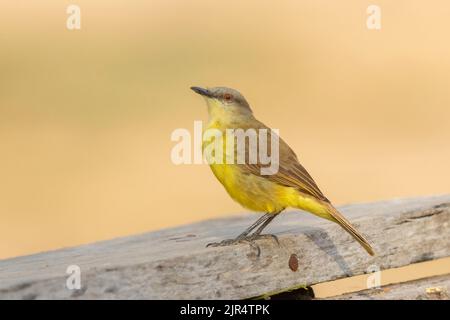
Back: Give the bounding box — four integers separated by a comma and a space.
190, 86, 213, 98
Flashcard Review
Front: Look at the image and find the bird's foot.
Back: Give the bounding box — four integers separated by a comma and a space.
206, 238, 248, 248
206, 234, 279, 257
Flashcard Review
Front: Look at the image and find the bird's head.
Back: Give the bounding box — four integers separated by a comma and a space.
191, 86, 253, 120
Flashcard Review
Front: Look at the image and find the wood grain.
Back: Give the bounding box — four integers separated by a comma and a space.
0, 195, 449, 299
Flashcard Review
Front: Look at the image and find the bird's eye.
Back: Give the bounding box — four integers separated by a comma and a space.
223, 93, 232, 101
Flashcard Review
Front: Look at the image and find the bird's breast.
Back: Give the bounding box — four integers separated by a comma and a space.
208, 163, 291, 213
202, 120, 292, 213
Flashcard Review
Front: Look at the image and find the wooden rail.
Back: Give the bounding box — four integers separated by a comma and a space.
0, 195, 449, 299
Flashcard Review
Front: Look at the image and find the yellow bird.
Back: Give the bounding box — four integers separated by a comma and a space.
191, 86, 374, 256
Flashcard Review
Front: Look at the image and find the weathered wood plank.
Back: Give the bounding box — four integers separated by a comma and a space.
327, 274, 450, 300
0, 195, 449, 299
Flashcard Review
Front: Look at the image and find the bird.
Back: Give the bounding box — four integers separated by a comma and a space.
191, 86, 375, 256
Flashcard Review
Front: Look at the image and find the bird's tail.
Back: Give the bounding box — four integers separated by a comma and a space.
324, 203, 375, 256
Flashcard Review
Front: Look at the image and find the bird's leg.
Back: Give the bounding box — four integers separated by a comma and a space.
233, 213, 281, 256
235, 213, 273, 240
248, 213, 280, 245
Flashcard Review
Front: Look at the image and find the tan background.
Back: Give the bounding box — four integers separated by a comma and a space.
0, 1, 449, 259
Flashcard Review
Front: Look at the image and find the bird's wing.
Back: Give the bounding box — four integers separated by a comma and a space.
237, 121, 329, 203
231, 121, 377, 255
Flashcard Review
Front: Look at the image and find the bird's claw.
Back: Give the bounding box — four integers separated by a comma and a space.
206, 234, 280, 257
206, 239, 242, 247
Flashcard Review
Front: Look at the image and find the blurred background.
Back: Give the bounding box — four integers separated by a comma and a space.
1, 0, 449, 259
